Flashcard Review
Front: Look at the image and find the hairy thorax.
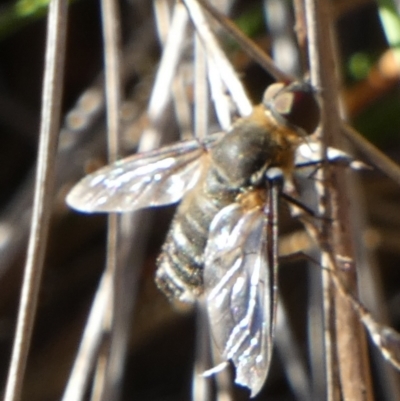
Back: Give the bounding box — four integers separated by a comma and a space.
209, 105, 302, 189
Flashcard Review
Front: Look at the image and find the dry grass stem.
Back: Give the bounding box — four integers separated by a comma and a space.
183, 0, 252, 116
90, 0, 124, 397
3, 0, 68, 400
196, 0, 295, 82
304, 0, 374, 400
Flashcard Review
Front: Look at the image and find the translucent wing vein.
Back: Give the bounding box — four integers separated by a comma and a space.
204, 191, 278, 397
67, 139, 209, 212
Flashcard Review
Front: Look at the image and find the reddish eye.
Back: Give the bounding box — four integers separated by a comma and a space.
263, 82, 320, 136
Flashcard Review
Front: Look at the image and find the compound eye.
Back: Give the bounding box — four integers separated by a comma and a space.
264, 81, 321, 136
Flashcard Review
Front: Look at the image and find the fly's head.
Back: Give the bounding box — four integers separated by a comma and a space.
263, 81, 321, 140
208, 81, 320, 190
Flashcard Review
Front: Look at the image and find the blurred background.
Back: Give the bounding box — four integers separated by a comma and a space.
0, 0, 400, 400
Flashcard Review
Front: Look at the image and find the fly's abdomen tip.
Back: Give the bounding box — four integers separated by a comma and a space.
155, 260, 196, 304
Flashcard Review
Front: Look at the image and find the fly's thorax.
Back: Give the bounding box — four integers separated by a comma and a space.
209, 105, 303, 188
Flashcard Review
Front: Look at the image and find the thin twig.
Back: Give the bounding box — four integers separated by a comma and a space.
263, 0, 301, 76
90, 0, 123, 398
343, 123, 400, 186
183, 0, 252, 116
153, 0, 172, 42
303, 3, 338, 399
347, 173, 400, 400
292, 0, 309, 72
61, 274, 111, 401
275, 53, 327, 400
206, 54, 232, 131
194, 33, 208, 141
154, 0, 192, 140
304, 1, 374, 401
302, 217, 400, 370
195, 0, 294, 82
3, 0, 68, 400
101, 0, 122, 163
146, 1, 189, 139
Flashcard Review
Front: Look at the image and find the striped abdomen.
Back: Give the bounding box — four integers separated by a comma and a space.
155, 168, 236, 303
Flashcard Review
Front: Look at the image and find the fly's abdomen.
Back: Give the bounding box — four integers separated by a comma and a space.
155, 175, 233, 303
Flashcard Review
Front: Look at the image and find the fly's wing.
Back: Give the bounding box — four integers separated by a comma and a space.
66, 137, 217, 213
204, 187, 278, 397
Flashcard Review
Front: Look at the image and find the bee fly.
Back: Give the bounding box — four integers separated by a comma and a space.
67, 81, 357, 396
